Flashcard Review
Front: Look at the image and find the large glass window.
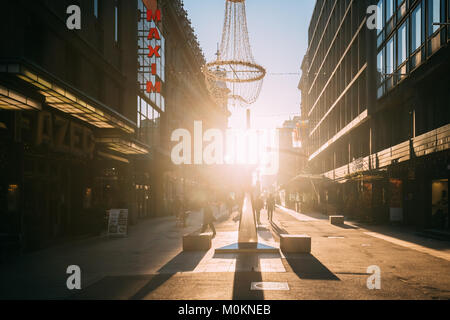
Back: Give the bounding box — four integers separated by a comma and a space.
114, 6, 118, 43
137, 0, 165, 111
397, 21, 408, 66
428, 0, 441, 35
386, 37, 394, 74
377, 0, 385, 33
137, 96, 160, 146
411, 4, 423, 52
94, 0, 99, 18
377, 50, 384, 78
377, 50, 384, 98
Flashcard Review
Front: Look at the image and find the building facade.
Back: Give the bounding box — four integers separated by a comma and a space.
160, 0, 230, 210
0, 0, 227, 255
300, 0, 449, 230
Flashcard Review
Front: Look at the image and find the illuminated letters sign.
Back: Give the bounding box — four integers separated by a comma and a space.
143, 0, 161, 94
36, 111, 95, 158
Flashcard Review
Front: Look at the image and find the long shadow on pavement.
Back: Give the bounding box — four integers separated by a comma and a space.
206, 252, 266, 300
257, 226, 273, 241
283, 254, 340, 281
353, 224, 450, 251
232, 254, 264, 300
269, 221, 289, 240
332, 224, 359, 230
130, 251, 207, 300
268, 217, 339, 281
72, 251, 207, 300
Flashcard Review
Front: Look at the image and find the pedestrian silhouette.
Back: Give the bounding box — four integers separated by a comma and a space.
201, 199, 217, 238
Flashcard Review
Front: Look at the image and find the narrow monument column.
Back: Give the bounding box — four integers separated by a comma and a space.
238, 194, 257, 244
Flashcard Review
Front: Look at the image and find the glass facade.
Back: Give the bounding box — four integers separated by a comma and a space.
411, 4, 422, 52
428, 0, 441, 35
376, 0, 446, 98
397, 21, 408, 66
137, 96, 160, 147
137, 0, 165, 146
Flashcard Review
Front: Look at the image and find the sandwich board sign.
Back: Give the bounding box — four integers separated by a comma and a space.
107, 209, 129, 237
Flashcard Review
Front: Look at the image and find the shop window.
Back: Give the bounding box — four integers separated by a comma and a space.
431, 179, 448, 230
83, 187, 92, 209
7, 184, 19, 211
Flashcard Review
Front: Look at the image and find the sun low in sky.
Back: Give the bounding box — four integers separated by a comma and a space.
183, 0, 316, 130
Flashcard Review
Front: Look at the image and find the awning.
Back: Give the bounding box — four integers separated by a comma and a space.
0, 63, 134, 134
0, 84, 41, 111
96, 137, 149, 155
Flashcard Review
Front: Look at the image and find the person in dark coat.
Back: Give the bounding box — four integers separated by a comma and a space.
201, 199, 216, 238
255, 196, 263, 225
267, 194, 275, 223
226, 193, 234, 215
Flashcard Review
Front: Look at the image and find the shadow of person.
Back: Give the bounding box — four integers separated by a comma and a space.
232, 254, 264, 300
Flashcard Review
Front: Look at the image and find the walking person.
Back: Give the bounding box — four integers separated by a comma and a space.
255, 196, 263, 225
237, 190, 244, 215
267, 193, 275, 223
174, 196, 183, 227
226, 193, 234, 216
201, 199, 217, 238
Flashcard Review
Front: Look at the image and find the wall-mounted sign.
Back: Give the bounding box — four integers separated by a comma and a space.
389, 179, 403, 222
107, 209, 129, 237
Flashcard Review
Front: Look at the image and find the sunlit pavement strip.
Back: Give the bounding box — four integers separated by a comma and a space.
251, 282, 290, 291
191, 228, 285, 273
364, 232, 450, 261
276, 206, 320, 221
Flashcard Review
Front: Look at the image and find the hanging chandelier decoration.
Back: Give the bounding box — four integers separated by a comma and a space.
203, 0, 266, 107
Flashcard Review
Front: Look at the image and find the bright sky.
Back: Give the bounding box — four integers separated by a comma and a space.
183, 0, 316, 130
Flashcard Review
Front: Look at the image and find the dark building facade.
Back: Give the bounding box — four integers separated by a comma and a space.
300, 0, 449, 231
0, 0, 227, 255
0, 0, 146, 253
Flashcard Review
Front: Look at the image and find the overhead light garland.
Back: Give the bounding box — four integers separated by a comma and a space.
203, 0, 266, 108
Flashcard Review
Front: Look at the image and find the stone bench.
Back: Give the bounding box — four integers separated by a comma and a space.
182, 233, 212, 251
280, 234, 311, 253
329, 215, 345, 225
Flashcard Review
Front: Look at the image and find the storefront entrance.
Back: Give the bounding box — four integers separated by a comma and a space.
431, 179, 449, 230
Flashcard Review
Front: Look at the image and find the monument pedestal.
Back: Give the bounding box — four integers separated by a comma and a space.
215, 193, 279, 254
215, 242, 279, 254
183, 233, 212, 251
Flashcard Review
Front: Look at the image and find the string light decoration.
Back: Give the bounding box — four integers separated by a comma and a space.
203, 0, 266, 107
